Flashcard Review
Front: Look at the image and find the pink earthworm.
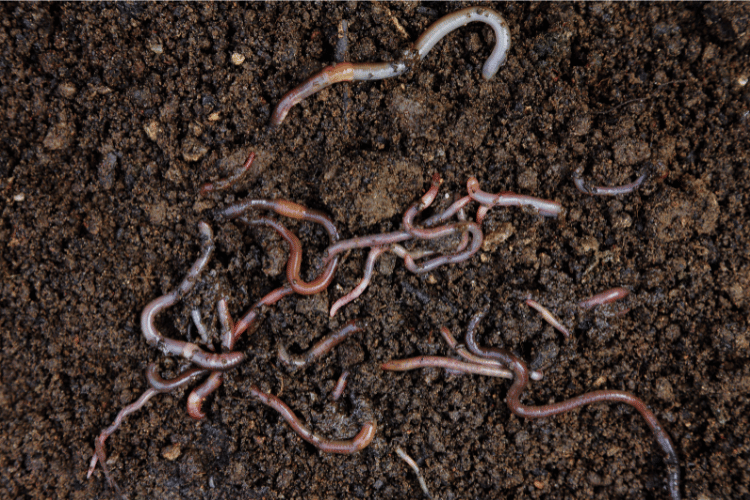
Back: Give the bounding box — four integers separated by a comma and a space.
438, 326, 543, 381
230, 284, 295, 346
270, 6, 511, 126
402, 173, 442, 238
140, 222, 245, 370
421, 195, 473, 227
331, 371, 350, 401
249, 385, 377, 454
395, 445, 432, 499
217, 298, 233, 341
324, 230, 412, 263
467, 177, 562, 218
578, 287, 630, 310
402, 222, 483, 274
330, 246, 389, 318
390, 245, 435, 262
186, 371, 224, 420
382, 355, 514, 379
573, 169, 648, 196
525, 298, 571, 339
241, 216, 338, 296
200, 151, 256, 195
279, 319, 365, 370
88, 364, 208, 490
464, 314, 681, 500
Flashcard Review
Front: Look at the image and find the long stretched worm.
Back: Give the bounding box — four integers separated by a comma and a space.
467, 177, 562, 218
249, 385, 376, 454
324, 230, 413, 263
382, 355, 514, 379
139, 222, 245, 370
199, 151, 256, 195
395, 445, 433, 499
464, 314, 681, 500
525, 298, 571, 339
402, 222, 483, 274
579, 287, 630, 310
271, 6, 511, 126
573, 169, 648, 196
279, 319, 364, 370
145, 364, 208, 392
330, 246, 388, 318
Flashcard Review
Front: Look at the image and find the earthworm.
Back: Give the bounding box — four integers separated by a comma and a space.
395, 445, 433, 499
249, 385, 377, 454
330, 246, 388, 317
467, 177, 562, 218
279, 319, 364, 370
217, 298, 233, 341
332, 371, 350, 401
200, 151, 256, 195
573, 168, 648, 196
578, 287, 630, 310
139, 222, 246, 370
186, 371, 223, 420
382, 355, 514, 379
240, 216, 338, 296
324, 230, 412, 263
230, 284, 295, 345
270, 6, 510, 126
190, 309, 210, 345
525, 298, 571, 339
145, 363, 208, 392
464, 314, 681, 500
402, 222, 483, 274
402, 173, 442, 239
421, 195, 473, 227
438, 326, 543, 381
390, 245, 435, 262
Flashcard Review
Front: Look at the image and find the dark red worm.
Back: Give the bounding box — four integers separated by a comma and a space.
249, 385, 377, 454
279, 319, 365, 370
579, 287, 630, 310
464, 314, 681, 500
139, 222, 246, 370
230, 284, 295, 345
467, 177, 562, 218
200, 151, 256, 195
331, 371, 350, 401
573, 169, 648, 196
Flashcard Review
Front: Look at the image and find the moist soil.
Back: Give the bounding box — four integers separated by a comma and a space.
1, 2, 749, 499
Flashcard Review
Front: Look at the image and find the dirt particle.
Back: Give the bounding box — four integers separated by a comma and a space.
231, 52, 245, 65
162, 443, 181, 461
43, 121, 75, 150
482, 222, 514, 252
182, 137, 209, 162
656, 378, 675, 403
144, 121, 162, 142
613, 139, 650, 166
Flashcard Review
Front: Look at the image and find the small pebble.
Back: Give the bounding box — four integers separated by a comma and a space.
162, 443, 181, 461
231, 52, 245, 65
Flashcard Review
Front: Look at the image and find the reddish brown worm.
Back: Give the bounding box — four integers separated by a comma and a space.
200, 151, 256, 195
145, 364, 208, 392
573, 169, 648, 196
324, 230, 412, 263
186, 371, 223, 420
578, 287, 630, 310
525, 298, 571, 339
230, 284, 295, 346
402, 173, 442, 239
279, 319, 364, 370
382, 355, 514, 379
467, 177, 562, 218
329, 246, 388, 318
331, 371, 350, 401
140, 222, 246, 370
439, 326, 543, 381
464, 314, 681, 500
270, 7, 511, 126
249, 385, 377, 454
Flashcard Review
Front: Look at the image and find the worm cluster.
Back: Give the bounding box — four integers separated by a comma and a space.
88, 6, 677, 500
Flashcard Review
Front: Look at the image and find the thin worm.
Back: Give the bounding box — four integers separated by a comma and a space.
438, 326, 543, 381
190, 308, 210, 345
217, 298, 233, 342
402, 222, 483, 274
467, 177, 562, 218
573, 169, 648, 196
332, 371, 350, 401
402, 173, 442, 239
230, 284, 295, 346
382, 355, 514, 379
187, 371, 223, 420
525, 298, 571, 339
270, 6, 510, 126
390, 245, 435, 262
279, 319, 364, 370
421, 195, 473, 227
325, 230, 412, 263
249, 385, 377, 454
330, 246, 388, 318
578, 287, 630, 310
200, 151, 256, 195
395, 445, 433, 499
139, 222, 246, 370
464, 315, 681, 500
145, 363, 208, 392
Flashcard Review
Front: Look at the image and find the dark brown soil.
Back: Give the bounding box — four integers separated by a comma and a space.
2, 2, 749, 499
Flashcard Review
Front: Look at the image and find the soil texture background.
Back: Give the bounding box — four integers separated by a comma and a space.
1, 2, 749, 499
